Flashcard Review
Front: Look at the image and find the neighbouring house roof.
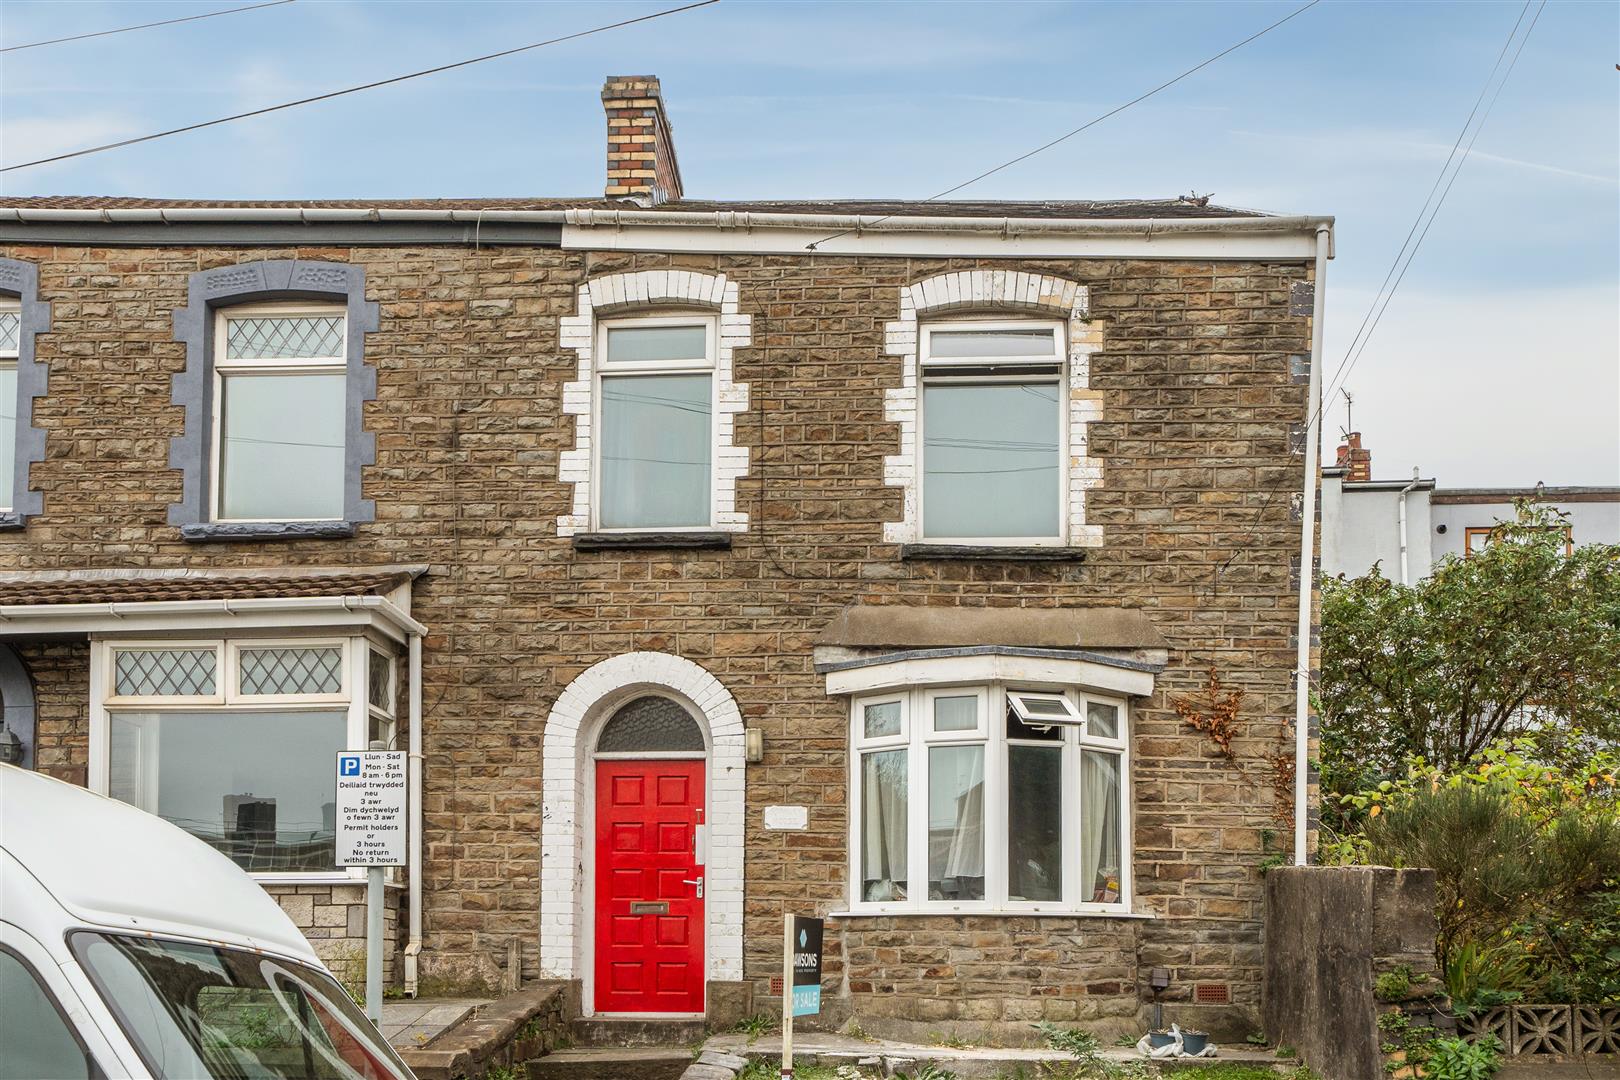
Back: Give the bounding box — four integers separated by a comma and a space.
815, 604, 1168, 651
0, 565, 423, 606
1430, 487, 1620, 505
0, 195, 1265, 219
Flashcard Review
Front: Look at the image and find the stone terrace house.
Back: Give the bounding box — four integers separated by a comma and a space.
0, 76, 1333, 1041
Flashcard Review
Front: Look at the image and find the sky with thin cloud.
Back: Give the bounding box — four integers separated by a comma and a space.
2, 0, 1615, 486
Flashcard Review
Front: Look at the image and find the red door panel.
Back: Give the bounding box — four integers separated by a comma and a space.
595, 760, 705, 1014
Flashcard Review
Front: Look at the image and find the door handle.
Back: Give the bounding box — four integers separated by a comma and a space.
681, 876, 704, 899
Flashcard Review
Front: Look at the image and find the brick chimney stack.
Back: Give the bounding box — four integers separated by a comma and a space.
602, 75, 683, 206
1335, 432, 1372, 482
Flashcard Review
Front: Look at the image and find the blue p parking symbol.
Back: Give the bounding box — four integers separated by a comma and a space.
339, 755, 361, 777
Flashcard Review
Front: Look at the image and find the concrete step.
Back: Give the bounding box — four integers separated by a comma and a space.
527, 1048, 694, 1080
570, 1017, 708, 1048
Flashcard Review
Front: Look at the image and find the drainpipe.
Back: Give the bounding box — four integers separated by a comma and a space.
1295, 223, 1332, 867
403, 631, 424, 996
1397, 468, 1421, 586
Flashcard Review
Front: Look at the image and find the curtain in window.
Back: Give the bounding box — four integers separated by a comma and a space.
861, 750, 908, 902
1082, 750, 1122, 903
929, 745, 985, 901
599, 373, 711, 528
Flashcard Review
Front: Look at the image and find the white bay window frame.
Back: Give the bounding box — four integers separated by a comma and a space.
89, 634, 398, 884
846, 681, 1130, 916
591, 312, 720, 533
209, 302, 348, 525
918, 318, 1068, 547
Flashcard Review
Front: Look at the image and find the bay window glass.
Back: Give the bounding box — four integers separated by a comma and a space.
597, 317, 715, 530
0, 302, 17, 512
852, 682, 1129, 912
920, 321, 1064, 542
214, 308, 346, 522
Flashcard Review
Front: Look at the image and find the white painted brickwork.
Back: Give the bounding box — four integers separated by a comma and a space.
882, 270, 1105, 546
539, 651, 746, 994
557, 271, 752, 536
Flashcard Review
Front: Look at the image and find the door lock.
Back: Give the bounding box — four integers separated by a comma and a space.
681, 876, 704, 899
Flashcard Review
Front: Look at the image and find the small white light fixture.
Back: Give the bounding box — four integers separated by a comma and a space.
744, 727, 763, 764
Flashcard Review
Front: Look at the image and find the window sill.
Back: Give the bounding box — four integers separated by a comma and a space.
900, 544, 1086, 562
828, 908, 1152, 920
573, 531, 733, 552
181, 520, 358, 542
251, 873, 406, 889
0, 512, 23, 532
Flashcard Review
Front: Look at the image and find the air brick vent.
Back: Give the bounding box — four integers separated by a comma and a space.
1195, 982, 1230, 1005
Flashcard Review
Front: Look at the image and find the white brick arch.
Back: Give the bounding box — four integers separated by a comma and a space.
555, 270, 752, 536
539, 651, 746, 1001
882, 270, 1104, 546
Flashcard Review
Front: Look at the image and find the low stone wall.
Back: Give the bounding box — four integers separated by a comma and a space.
265, 883, 402, 994
1263, 866, 1440, 1080
398, 982, 575, 1080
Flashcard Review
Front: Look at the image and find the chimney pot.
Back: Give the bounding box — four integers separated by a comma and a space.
601, 74, 683, 205
1335, 431, 1372, 482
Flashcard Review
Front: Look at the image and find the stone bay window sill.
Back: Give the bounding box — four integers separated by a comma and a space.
182, 520, 359, 542
900, 544, 1087, 562
572, 531, 733, 552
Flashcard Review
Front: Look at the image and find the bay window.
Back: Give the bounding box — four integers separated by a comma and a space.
95, 638, 395, 879
595, 314, 717, 530
920, 320, 1065, 543
212, 305, 347, 523
850, 682, 1129, 913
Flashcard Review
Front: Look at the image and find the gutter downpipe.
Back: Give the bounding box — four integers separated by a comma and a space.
404, 631, 424, 996
1295, 223, 1332, 867
1397, 468, 1421, 586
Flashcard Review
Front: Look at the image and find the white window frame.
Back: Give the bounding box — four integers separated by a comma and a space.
90, 634, 396, 884
918, 318, 1068, 546
846, 681, 1131, 916
0, 297, 19, 514
209, 302, 347, 524
591, 312, 719, 533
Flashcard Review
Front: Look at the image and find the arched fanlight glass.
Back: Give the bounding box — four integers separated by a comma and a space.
596, 695, 705, 753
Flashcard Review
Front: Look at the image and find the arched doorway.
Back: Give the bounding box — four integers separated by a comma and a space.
0, 646, 37, 769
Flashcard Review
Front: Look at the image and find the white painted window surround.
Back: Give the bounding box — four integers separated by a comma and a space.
557, 271, 751, 536
884, 270, 1104, 546
540, 652, 746, 999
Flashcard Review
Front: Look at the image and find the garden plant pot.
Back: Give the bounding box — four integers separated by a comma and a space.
1181, 1030, 1209, 1055
1148, 1030, 1175, 1049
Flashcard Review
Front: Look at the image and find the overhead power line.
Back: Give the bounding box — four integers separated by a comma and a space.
807, 0, 1321, 250
1, 0, 295, 54
0, 0, 720, 173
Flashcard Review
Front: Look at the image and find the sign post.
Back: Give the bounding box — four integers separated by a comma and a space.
336, 747, 407, 1026
782, 914, 822, 1080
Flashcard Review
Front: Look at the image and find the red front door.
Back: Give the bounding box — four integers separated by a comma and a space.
594, 760, 706, 1014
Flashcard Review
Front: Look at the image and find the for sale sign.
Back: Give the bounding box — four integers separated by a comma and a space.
789, 915, 823, 1017
335, 751, 407, 867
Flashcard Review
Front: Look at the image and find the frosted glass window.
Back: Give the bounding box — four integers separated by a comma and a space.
0, 365, 14, 511
928, 745, 984, 901
599, 373, 711, 529
929, 328, 1056, 358
238, 646, 342, 696
0, 951, 91, 1080
0, 311, 19, 354
922, 382, 1060, 539
225, 315, 343, 360
108, 709, 346, 873
218, 372, 345, 520
114, 649, 216, 697
605, 324, 707, 364
1008, 744, 1063, 902
932, 695, 977, 732
1082, 750, 1123, 904
596, 695, 705, 753
368, 649, 394, 712
860, 749, 907, 902
863, 701, 901, 739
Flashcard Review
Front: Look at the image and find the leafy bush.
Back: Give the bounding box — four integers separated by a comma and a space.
1423, 1034, 1502, 1080
1374, 966, 1413, 1002
1443, 936, 1533, 1013
1034, 1021, 1101, 1058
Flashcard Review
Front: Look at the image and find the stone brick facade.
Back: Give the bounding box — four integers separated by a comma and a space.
0, 233, 1319, 1037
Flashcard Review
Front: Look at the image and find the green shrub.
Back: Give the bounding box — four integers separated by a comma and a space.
1034, 1021, 1101, 1058
1374, 966, 1413, 1002
1423, 1034, 1502, 1080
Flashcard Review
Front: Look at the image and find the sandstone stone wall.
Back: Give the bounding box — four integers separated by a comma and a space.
264, 883, 403, 996
1, 240, 1317, 1024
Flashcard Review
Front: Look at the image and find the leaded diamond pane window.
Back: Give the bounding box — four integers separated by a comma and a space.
115, 649, 217, 697
0, 311, 19, 354
596, 695, 705, 753
225, 315, 344, 360
368, 649, 393, 712
238, 646, 342, 696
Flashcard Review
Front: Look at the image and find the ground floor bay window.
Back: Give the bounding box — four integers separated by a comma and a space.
92, 636, 399, 879
850, 683, 1129, 914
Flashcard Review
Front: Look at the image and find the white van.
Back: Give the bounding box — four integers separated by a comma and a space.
0, 763, 416, 1080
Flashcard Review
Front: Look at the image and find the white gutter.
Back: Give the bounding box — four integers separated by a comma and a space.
1397, 468, 1421, 586
404, 630, 424, 997
1295, 223, 1333, 867
0, 594, 427, 640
